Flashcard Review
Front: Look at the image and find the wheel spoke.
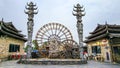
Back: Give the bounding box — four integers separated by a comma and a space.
60, 37, 66, 40
50, 24, 53, 35
57, 26, 64, 36
59, 33, 65, 37
44, 25, 51, 36
54, 23, 58, 35
40, 31, 49, 37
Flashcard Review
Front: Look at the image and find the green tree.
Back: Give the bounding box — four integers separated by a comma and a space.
32, 40, 39, 50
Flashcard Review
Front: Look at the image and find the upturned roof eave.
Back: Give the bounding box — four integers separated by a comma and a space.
0, 29, 27, 42
3, 22, 20, 32
84, 33, 108, 43
1, 22, 25, 37
86, 28, 107, 39
90, 24, 106, 34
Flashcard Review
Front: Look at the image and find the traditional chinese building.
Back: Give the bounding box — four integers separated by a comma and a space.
84, 23, 120, 63
0, 19, 27, 60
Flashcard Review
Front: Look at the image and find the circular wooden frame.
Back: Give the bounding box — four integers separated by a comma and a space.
36, 23, 73, 46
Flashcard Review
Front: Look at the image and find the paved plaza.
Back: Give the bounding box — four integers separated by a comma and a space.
0, 60, 120, 68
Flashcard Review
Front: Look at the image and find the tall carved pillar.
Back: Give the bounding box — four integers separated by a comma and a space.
73, 3, 85, 60
25, 2, 38, 58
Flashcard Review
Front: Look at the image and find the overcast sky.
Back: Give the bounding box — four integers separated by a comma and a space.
0, 0, 120, 43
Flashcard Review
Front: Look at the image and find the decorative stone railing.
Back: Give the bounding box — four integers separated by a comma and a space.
17, 59, 87, 65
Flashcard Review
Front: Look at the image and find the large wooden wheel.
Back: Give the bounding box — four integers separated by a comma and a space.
62, 39, 79, 49
61, 39, 80, 58
36, 23, 73, 46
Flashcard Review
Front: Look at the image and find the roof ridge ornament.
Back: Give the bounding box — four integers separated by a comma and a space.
2, 18, 4, 22
105, 21, 108, 25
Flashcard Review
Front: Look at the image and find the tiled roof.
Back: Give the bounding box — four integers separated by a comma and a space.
0, 20, 27, 41
84, 23, 120, 43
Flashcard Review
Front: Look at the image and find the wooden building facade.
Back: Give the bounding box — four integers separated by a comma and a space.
0, 20, 27, 60
84, 23, 120, 63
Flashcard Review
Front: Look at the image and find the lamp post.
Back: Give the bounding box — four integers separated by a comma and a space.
73, 3, 85, 60
25, 2, 38, 58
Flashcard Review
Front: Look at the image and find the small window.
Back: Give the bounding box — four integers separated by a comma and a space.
113, 46, 120, 55
9, 44, 20, 52
92, 46, 101, 54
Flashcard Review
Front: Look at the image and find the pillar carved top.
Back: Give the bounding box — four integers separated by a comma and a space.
25, 2, 38, 21
73, 3, 85, 22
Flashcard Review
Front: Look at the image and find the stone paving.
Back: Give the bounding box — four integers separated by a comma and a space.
0, 60, 120, 68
